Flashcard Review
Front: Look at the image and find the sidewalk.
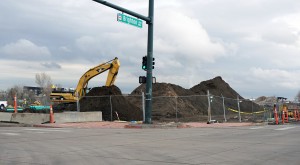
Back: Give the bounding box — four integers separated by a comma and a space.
33, 121, 258, 129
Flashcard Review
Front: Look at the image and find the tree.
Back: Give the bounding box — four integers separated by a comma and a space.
297, 91, 300, 102
0, 90, 7, 101
35, 72, 53, 105
6, 85, 24, 106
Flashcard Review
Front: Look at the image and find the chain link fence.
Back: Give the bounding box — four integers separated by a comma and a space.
78, 94, 275, 123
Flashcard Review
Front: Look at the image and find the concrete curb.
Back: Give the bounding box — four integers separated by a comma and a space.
0, 122, 33, 127
33, 124, 63, 128
124, 123, 191, 129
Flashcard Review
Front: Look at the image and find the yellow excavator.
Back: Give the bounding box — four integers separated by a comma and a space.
50, 57, 120, 103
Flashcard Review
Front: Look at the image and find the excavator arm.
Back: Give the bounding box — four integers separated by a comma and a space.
75, 57, 120, 97
50, 57, 120, 103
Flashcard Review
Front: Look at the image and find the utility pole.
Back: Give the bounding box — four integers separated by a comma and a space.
93, 0, 154, 123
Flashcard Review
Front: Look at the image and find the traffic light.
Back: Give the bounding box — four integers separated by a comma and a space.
152, 57, 155, 69
139, 76, 146, 84
142, 56, 147, 70
139, 76, 156, 84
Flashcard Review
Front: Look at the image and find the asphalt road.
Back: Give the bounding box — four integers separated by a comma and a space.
0, 124, 299, 165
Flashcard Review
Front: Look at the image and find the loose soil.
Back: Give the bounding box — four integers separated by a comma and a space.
130, 76, 261, 122
56, 76, 261, 122
70, 85, 142, 121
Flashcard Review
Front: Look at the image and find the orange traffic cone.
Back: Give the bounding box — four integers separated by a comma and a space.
50, 105, 55, 123
14, 95, 17, 114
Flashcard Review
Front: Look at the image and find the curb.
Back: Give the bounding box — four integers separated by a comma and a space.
124, 123, 191, 129
33, 124, 62, 128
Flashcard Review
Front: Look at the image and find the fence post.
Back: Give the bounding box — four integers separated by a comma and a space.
207, 90, 211, 123
285, 110, 288, 123
142, 92, 145, 122
282, 111, 285, 124
237, 95, 241, 122
110, 95, 113, 121
175, 96, 178, 122
251, 97, 254, 120
222, 94, 226, 122
76, 92, 80, 112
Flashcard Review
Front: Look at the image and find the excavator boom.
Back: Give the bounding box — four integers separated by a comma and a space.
50, 57, 120, 103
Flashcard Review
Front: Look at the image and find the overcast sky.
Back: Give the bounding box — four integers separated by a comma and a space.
1, 0, 300, 100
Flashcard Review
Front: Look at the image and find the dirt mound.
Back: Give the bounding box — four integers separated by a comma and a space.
254, 96, 276, 105
190, 76, 240, 98
74, 85, 142, 121
131, 83, 207, 121
190, 76, 261, 114
129, 76, 261, 121
131, 83, 195, 96
60, 76, 260, 122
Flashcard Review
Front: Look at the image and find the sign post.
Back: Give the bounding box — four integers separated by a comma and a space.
93, 0, 154, 124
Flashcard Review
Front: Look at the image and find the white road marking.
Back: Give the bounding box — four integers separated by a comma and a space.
23, 128, 71, 132
275, 127, 296, 131
249, 126, 265, 130
1, 133, 20, 136
0, 129, 19, 132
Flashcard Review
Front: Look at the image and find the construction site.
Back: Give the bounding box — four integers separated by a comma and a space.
1, 72, 300, 125
0, 57, 299, 125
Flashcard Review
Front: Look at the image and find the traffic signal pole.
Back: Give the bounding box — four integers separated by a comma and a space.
93, 0, 154, 124
145, 0, 154, 124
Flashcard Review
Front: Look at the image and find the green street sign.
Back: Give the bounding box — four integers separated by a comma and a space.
117, 13, 142, 28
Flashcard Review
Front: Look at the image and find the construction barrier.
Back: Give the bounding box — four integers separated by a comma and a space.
5, 112, 102, 124
49, 105, 55, 123
14, 95, 17, 114
227, 108, 265, 115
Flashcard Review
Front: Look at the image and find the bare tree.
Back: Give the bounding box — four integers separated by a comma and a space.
35, 72, 53, 105
6, 85, 24, 106
0, 90, 7, 101
297, 91, 300, 102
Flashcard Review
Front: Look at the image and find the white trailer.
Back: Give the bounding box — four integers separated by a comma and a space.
0, 101, 7, 110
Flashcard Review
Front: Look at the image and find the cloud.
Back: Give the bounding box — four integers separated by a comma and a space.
250, 67, 300, 89
59, 46, 71, 53
41, 62, 62, 69
76, 36, 98, 52
1, 0, 300, 100
155, 9, 226, 63
0, 39, 51, 61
